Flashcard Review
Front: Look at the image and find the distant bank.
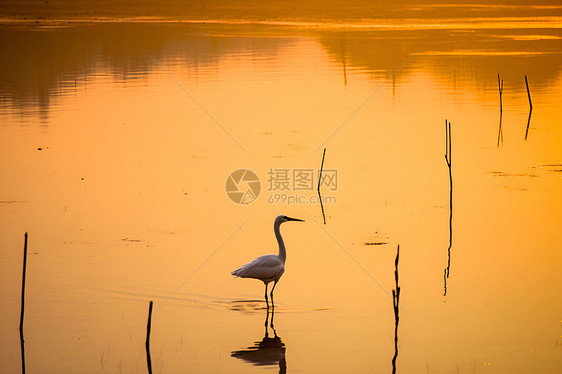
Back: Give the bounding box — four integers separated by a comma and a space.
1, 0, 561, 23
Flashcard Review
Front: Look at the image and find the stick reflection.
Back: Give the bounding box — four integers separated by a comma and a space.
340, 39, 348, 86
20, 338, 26, 374
497, 73, 504, 148
524, 108, 532, 140
391, 245, 400, 374
497, 109, 504, 148
145, 301, 153, 374
231, 308, 286, 373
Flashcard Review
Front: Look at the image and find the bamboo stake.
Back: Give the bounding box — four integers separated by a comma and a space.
498, 73, 504, 112
525, 75, 532, 110
444, 121, 453, 295
317, 148, 327, 225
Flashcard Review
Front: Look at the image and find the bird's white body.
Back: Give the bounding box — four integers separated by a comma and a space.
232, 215, 303, 308
232, 254, 285, 284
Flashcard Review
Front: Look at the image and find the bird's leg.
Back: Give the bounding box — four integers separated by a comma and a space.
270, 279, 278, 310
264, 283, 269, 309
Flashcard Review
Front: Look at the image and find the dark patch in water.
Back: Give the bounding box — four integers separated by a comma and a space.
489, 171, 538, 177
229, 301, 264, 311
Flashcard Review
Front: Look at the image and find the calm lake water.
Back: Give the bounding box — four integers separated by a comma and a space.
1, 15, 561, 374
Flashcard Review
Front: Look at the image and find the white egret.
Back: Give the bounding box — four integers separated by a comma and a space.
231, 215, 304, 308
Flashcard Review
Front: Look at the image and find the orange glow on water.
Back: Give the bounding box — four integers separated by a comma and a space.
1, 6, 561, 373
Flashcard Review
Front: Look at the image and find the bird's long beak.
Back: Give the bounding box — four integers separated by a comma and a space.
286, 217, 305, 222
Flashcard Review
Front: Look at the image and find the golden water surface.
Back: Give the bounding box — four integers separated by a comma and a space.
1, 3, 561, 373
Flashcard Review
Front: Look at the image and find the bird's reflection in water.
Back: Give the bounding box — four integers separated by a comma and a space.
231, 308, 287, 373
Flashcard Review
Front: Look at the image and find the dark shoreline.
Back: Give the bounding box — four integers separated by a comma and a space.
1, 0, 561, 24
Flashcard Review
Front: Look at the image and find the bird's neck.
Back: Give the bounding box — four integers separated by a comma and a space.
274, 223, 286, 264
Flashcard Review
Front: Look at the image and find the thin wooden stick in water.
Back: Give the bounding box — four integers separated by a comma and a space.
317, 148, 327, 225
497, 73, 503, 113
19, 233, 28, 342
444, 121, 453, 295
525, 75, 532, 110
524, 76, 533, 140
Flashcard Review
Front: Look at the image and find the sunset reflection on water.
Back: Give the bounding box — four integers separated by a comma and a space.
1, 6, 561, 373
